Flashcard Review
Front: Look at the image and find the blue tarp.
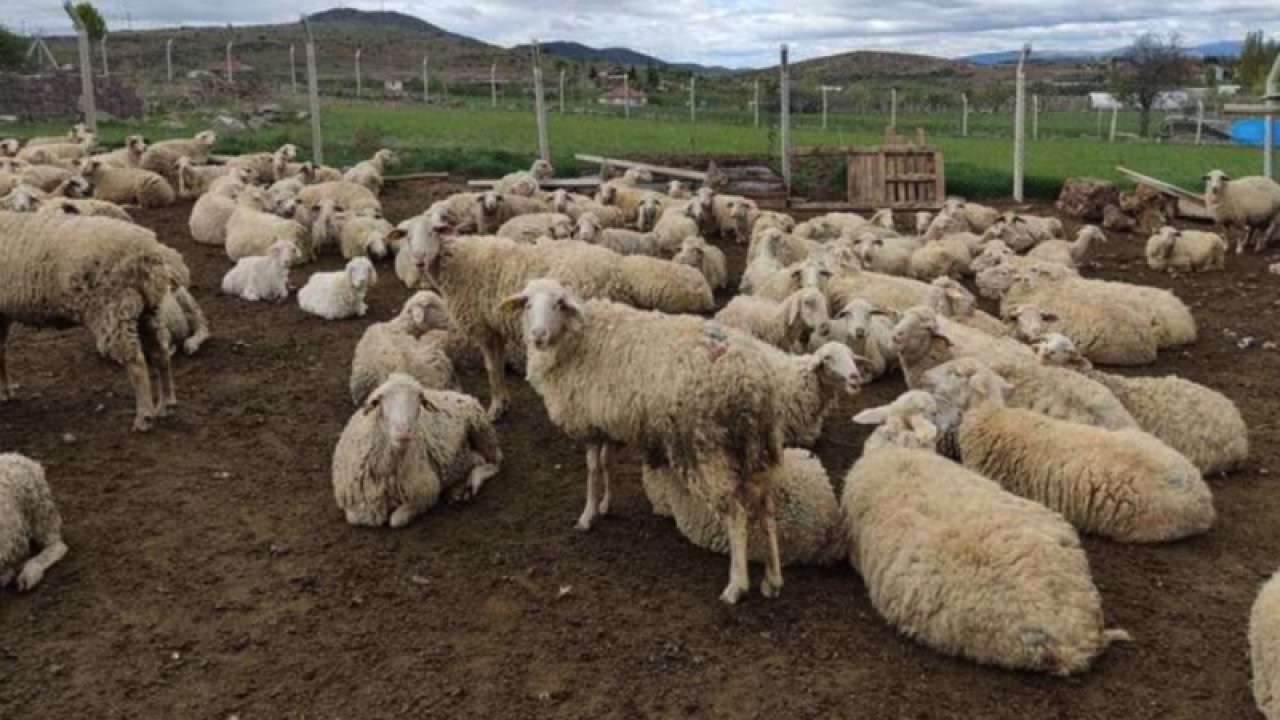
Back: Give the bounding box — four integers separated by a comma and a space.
1231, 118, 1280, 146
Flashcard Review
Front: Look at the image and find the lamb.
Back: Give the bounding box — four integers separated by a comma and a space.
1203, 170, 1280, 253
845, 391, 1129, 675
1005, 300, 1158, 366
0, 454, 69, 593
855, 232, 919, 276
1145, 226, 1227, 272
224, 187, 309, 262
298, 257, 377, 320
808, 298, 898, 381
715, 288, 829, 352
497, 212, 574, 243
296, 182, 382, 225
77, 158, 175, 207
909, 235, 973, 280
90, 134, 146, 168
672, 235, 728, 291
342, 149, 398, 194
475, 190, 548, 234
1034, 333, 1248, 475
189, 171, 250, 246
176, 156, 238, 198
642, 449, 844, 567
505, 278, 788, 603
574, 213, 662, 256
0, 212, 183, 430
350, 291, 459, 404
925, 278, 1006, 337
923, 358, 1215, 543
1253, 570, 1280, 720
494, 159, 553, 197
1027, 225, 1106, 269
337, 215, 394, 260
332, 374, 502, 528
220, 238, 300, 302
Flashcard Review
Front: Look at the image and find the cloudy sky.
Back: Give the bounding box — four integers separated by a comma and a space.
9, 0, 1280, 67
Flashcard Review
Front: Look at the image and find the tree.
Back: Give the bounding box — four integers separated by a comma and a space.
69, 2, 107, 41
1110, 32, 1190, 137
0, 24, 27, 71
1239, 30, 1280, 95
644, 64, 660, 91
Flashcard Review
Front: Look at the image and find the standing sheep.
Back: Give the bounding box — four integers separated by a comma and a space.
574, 213, 662, 256
808, 299, 898, 382
1146, 226, 1227, 272
298, 257, 378, 320
0, 454, 68, 593
349, 291, 459, 404
91, 134, 146, 169
1203, 170, 1280, 253
343, 149, 398, 194
498, 213, 574, 243
672, 235, 728, 291
714, 288, 829, 352
333, 374, 502, 528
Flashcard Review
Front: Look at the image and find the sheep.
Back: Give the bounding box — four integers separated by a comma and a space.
708, 194, 757, 243
921, 207, 970, 242
1012, 212, 1065, 243
175, 156, 239, 199
1034, 333, 1248, 475
845, 392, 1129, 675
549, 189, 626, 227
0, 212, 183, 430
224, 187, 310, 262
91, 134, 146, 169
475, 190, 548, 234
667, 180, 691, 199
764, 341, 865, 447
574, 213, 662, 256
16, 124, 89, 148
642, 449, 844, 567
337, 215, 394, 260
296, 182, 382, 225
497, 212, 574, 243
267, 144, 301, 181
332, 374, 502, 528
15, 163, 75, 193
715, 288, 829, 352
953, 198, 1002, 233
809, 298, 898, 381
751, 210, 796, 238
795, 213, 866, 241
924, 358, 1215, 543
140, 130, 217, 181
16, 132, 95, 165
1028, 225, 1106, 269
596, 181, 648, 224
1003, 262, 1196, 348
982, 215, 1039, 253
494, 159, 553, 197
909, 235, 973, 280
350, 291, 459, 405
1005, 300, 1158, 366
926, 278, 1006, 337
747, 226, 819, 267
1203, 170, 1280, 253
1146, 226, 1227, 272
740, 231, 788, 294
77, 158, 175, 208
750, 253, 837, 302
188, 171, 250, 246
1253, 570, 1280, 720
504, 278, 788, 603
298, 257, 377, 320
221, 238, 300, 302
156, 284, 211, 358
1, 180, 131, 222
0, 454, 68, 593
824, 267, 935, 314
672, 235, 728, 291
914, 211, 933, 235
854, 232, 919, 276
636, 192, 668, 232
342, 148, 398, 194
615, 254, 714, 314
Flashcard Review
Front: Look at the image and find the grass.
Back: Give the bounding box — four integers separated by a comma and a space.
9, 101, 1269, 201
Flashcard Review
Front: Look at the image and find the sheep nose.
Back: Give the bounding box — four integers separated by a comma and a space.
530, 327, 549, 348
854, 328, 868, 340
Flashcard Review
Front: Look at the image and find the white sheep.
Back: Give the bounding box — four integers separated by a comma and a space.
1034, 333, 1248, 475
1145, 226, 1227, 272
1005, 301, 1157, 366
549, 189, 626, 227
740, 230, 788, 293
808, 298, 898, 381
188, 171, 250, 247
90, 134, 146, 169
953, 198, 1002, 232
923, 358, 1216, 543
854, 232, 919, 277
596, 181, 649, 225
765, 341, 866, 447
982, 215, 1039, 252
642, 449, 844, 567
224, 187, 309, 262
494, 159, 553, 197
153, 243, 211, 357
332, 374, 502, 528
342, 148, 398, 194
651, 204, 703, 254
497, 212, 574, 243
1203, 170, 1280, 253
908, 235, 973, 280
475, 190, 548, 234
506, 278, 789, 603
845, 392, 1129, 675
175, 156, 238, 198
298, 257, 377, 320
350, 291, 459, 404
77, 158, 175, 207
671, 235, 728, 291
220, 238, 300, 302
574, 213, 662, 256
1027, 225, 1106, 269
925, 278, 1006, 337
296, 181, 382, 225
141, 130, 217, 179
1253, 570, 1280, 720
336, 215, 393, 260
715, 288, 829, 352
0, 454, 68, 593
636, 192, 668, 232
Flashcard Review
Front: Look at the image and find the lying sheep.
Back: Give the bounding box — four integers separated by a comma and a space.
549, 189, 626, 227
982, 215, 1039, 253
221, 238, 299, 302
846, 391, 1129, 675
225, 187, 309, 262
16, 133, 95, 165
498, 212, 574, 243
350, 291, 458, 404
91, 134, 146, 169
1203, 170, 1280, 253
715, 288, 829, 352
926, 278, 1005, 337
924, 358, 1215, 543
1005, 300, 1157, 366
672, 235, 728, 291
494, 159, 553, 197
575, 213, 662, 256
1146, 226, 1227, 272
77, 158, 175, 208
909, 235, 972, 280
298, 257, 377, 320
642, 449, 844, 567
1035, 333, 1248, 475
189, 172, 250, 246
740, 231, 789, 293
794, 212, 867, 242
651, 204, 703, 254
506, 278, 788, 603
809, 299, 898, 381
953, 198, 1002, 233
1253, 570, 1280, 720
596, 181, 648, 225
337, 215, 393, 260
0, 454, 68, 593
343, 149, 398, 194
333, 374, 502, 528
1027, 225, 1106, 269
176, 156, 238, 198
855, 232, 919, 277
0, 213, 183, 430
297, 181, 382, 225
1, 182, 130, 222
141, 130, 217, 179
476, 191, 548, 234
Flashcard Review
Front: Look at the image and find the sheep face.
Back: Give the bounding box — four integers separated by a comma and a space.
915, 212, 933, 235
929, 277, 977, 317
0, 187, 41, 212
277, 143, 299, 162
919, 358, 1010, 413
363, 375, 435, 450
1148, 227, 1179, 267
889, 308, 946, 361
597, 185, 618, 206
1004, 305, 1059, 342
638, 194, 662, 230
673, 237, 707, 267
974, 263, 1015, 299
392, 215, 453, 276
502, 278, 585, 352
550, 189, 570, 213
853, 390, 940, 452
0, 139, 19, 157
812, 342, 864, 396
63, 176, 92, 198
126, 135, 147, 154
402, 292, 453, 334
269, 238, 301, 266
196, 130, 218, 146
575, 214, 602, 242
481, 191, 503, 215
345, 257, 377, 291
531, 159, 554, 180
668, 180, 689, 198
787, 288, 830, 336
1033, 333, 1091, 370
792, 257, 835, 293
1203, 170, 1229, 201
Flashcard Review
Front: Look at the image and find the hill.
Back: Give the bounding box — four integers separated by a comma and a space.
743, 50, 982, 83
305, 8, 483, 44
537, 41, 666, 67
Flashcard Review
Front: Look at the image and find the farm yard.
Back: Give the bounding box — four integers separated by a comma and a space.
3, 160, 1280, 718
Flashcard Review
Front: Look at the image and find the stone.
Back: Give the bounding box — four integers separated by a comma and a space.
213, 115, 248, 133
1057, 178, 1121, 222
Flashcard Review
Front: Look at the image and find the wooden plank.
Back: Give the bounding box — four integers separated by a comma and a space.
469, 177, 602, 189
884, 173, 939, 182
1114, 166, 1205, 207
573, 154, 707, 182
1223, 104, 1280, 116
790, 200, 942, 212
385, 171, 450, 182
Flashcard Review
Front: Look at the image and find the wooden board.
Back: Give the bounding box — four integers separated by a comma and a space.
468, 177, 603, 189
573, 154, 707, 182
1114, 166, 1214, 222
843, 146, 944, 210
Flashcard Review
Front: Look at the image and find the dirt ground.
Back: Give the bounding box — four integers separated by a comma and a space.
3, 179, 1280, 719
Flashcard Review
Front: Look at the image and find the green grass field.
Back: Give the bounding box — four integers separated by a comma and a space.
10, 101, 1270, 201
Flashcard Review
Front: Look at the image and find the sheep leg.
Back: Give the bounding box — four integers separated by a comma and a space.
720, 496, 751, 605
1239, 227, 1254, 255
142, 316, 177, 413
596, 441, 613, 517
15, 540, 68, 592
176, 289, 211, 355
479, 334, 509, 421
759, 489, 784, 599
123, 348, 156, 432
0, 315, 13, 401
576, 442, 604, 531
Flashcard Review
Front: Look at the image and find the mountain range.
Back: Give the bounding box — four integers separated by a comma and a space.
961, 40, 1246, 66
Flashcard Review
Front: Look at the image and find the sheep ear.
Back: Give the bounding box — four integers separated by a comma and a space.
908, 415, 938, 443
1042, 312, 1060, 323
419, 391, 439, 412
928, 333, 952, 352
361, 393, 382, 415
853, 355, 877, 378
387, 228, 408, 243
499, 293, 528, 315
852, 406, 890, 426
59, 201, 78, 214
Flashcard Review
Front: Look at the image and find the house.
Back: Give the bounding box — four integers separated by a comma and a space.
384, 80, 404, 95
598, 86, 648, 107
1089, 92, 1123, 110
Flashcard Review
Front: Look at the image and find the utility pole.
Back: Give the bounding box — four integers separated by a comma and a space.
167, 38, 174, 86
100, 33, 108, 78
355, 48, 363, 98
623, 73, 631, 118
531, 40, 550, 163
780, 44, 792, 195
690, 75, 697, 123
225, 25, 235, 84
290, 45, 297, 94
422, 54, 429, 103
961, 93, 969, 137
1013, 43, 1031, 202
753, 79, 760, 128
559, 69, 566, 114
301, 17, 323, 164
491, 62, 498, 108
890, 87, 898, 130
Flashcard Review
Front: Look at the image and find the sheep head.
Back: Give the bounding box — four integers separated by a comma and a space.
345, 257, 377, 291
853, 390, 940, 452
399, 291, 453, 335
501, 277, 586, 352
889, 307, 951, 363
810, 342, 865, 396
919, 358, 1010, 413
672, 236, 708, 268
388, 213, 455, 278
784, 288, 830, 338
362, 374, 437, 451
1003, 304, 1060, 342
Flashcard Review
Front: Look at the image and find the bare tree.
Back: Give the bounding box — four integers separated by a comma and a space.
1110, 32, 1190, 137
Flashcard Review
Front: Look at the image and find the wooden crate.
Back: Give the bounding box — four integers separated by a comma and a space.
846, 146, 945, 209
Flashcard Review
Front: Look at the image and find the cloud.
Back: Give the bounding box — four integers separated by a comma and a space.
6, 0, 1279, 67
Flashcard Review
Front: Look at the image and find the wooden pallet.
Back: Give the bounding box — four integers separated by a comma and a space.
791, 144, 945, 211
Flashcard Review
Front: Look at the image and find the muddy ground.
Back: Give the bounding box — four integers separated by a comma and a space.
2, 179, 1279, 719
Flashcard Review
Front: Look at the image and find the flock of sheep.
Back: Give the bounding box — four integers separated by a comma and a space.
3, 123, 1280, 712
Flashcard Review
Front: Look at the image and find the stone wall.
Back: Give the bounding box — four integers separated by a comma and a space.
0, 72, 143, 122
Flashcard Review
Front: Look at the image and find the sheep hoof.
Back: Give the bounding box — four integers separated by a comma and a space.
15, 563, 44, 592
389, 506, 417, 528
760, 576, 783, 599
596, 495, 610, 517
132, 415, 153, 432
182, 338, 204, 355
719, 583, 747, 605
574, 510, 596, 531
487, 402, 508, 422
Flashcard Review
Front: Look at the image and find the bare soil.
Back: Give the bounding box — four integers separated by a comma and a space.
2, 180, 1279, 719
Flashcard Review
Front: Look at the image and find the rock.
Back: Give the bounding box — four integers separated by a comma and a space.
295, 110, 310, 121
1239, 337, 1257, 349
1057, 178, 1120, 222
61, 433, 76, 445
246, 115, 270, 131
256, 103, 283, 116
213, 115, 248, 133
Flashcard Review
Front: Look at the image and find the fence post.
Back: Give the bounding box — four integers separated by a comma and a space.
961, 93, 969, 137
531, 40, 550, 163
624, 74, 630, 118
690, 75, 697, 123
1013, 43, 1031, 203
780, 44, 791, 196
167, 38, 174, 86
1195, 99, 1204, 145
422, 55, 429, 103
1264, 53, 1279, 179
559, 69, 566, 114
754, 79, 760, 128
890, 87, 897, 130
490, 62, 498, 108
355, 48, 362, 98
301, 17, 323, 165
100, 33, 108, 78
1096, 107, 1103, 138
1032, 94, 1039, 139
822, 86, 829, 130
225, 34, 234, 84
1109, 105, 1119, 143
63, 2, 98, 134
